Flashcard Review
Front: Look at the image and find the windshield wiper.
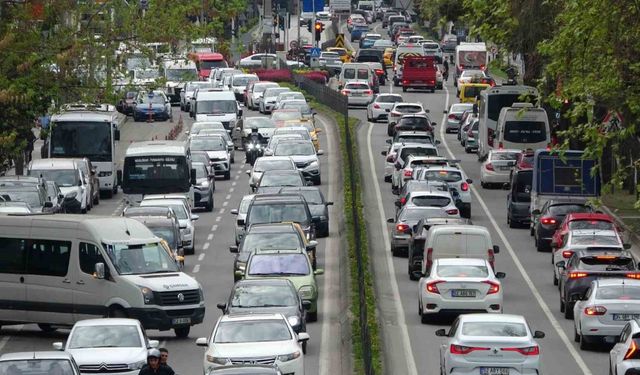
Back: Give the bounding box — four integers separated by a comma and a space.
145, 270, 177, 274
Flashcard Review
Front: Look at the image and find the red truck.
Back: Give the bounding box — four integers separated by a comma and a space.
402, 56, 437, 92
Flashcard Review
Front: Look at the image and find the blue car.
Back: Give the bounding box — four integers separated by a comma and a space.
350, 26, 369, 42
133, 90, 172, 122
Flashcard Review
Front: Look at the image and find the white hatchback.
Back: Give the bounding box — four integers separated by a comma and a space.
418, 258, 503, 322
480, 149, 519, 188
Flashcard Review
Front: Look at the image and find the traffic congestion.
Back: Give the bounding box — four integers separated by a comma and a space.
0, 2, 638, 375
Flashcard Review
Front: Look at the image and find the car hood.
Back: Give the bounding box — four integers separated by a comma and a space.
196, 113, 235, 122
67, 347, 147, 366
123, 272, 199, 291
206, 150, 229, 160
210, 341, 297, 358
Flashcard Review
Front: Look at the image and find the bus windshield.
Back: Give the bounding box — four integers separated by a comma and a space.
199, 60, 228, 70
50, 121, 113, 162
122, 155, 190, 193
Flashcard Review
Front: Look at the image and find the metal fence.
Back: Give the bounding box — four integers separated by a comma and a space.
291, 73, 375, 375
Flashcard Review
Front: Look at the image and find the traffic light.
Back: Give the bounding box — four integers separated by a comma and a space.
314, 22, 322, 41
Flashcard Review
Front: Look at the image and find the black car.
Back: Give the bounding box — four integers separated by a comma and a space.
557, 249, 637, 319
280, 187, 333, 237
254, 169, 307, 194
192, 162, 215, 211
392, 115, 437, 140
532, 200, 593, 252
207, 364, 282, 375
245, 194, 316, 241
506, 169, 532, 228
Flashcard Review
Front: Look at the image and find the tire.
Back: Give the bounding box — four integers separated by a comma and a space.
206, 197, 214, 212
565, 303, 573, 319
224, 171, 231, 180
81, 207, 87, 214
313, 176, 321, 185
391, 246, 399, 257
38, 324, 57, 333
421, 313, 431, 324
553, 272, 558, 286
402, 87, 407, 92
93, 192, 99, 205
508, 216, 517, 229
113, 184, 118, 195
105, 188, 113, 199
302, 341, 307, 354
536, 235, 547, 252
108, 306, 128, 318
530, 226, 535, 236
174, 326, 190, 338
307, 311, 318, 322
560, 295, 565, 313
574, 325, 580, 343
579, 334, 590, 350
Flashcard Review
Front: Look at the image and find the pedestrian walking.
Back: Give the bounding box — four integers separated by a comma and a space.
443, 59, 450, 81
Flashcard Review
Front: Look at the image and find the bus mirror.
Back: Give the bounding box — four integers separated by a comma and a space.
114, 129, 121, 141
190, 169, 197, 185
117, 170, 123, 186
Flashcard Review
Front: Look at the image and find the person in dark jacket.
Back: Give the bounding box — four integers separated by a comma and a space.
138, 349, 175, 375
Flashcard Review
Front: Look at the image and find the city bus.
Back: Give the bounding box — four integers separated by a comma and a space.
47, 103, 124, 197
120, 140, 196, 206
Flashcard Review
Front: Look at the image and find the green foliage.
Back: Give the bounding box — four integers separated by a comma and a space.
419, 0, 464, 32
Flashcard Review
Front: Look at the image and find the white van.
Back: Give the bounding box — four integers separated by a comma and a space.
495, 103, 550, 151
0, 215, 204, 337
191, 90, 242, 132
338, 63, 374, 89
28, 159, 90, 214
421, 225, 500, 275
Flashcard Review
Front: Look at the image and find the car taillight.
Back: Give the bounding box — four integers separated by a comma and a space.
487, 248, 495, 269
373, 103, 380, 109
448, 114, 457, 119
341, 89, 351, 95
364, 90, 373, 95
426, 280, 443, 294
625, 340, 640, 360
584, 306, 607, 316
540, 217, 557, 225
627, 273, 640, 279
450, 344, 489, 355
568, 271, 589, 279
502, 346, 539, 356
446, 209, 459, 215
485, 163, 494, 171
426, 247, 433, 271
403, 169, 413, 177
461, 182, 469, 192
402, 79, 409, 85
395, 223, 409, 234
375, 69, 384, 75
498, 142, 504, 149
483, 280, 500, 294
562, 250, 574, 259
386, 154, 396, 163
400, 197, 406, 205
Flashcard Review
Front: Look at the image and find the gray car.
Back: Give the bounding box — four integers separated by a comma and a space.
388, 205, 457, 256
446, 103, 474, 133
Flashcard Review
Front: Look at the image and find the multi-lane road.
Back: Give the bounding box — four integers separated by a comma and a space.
0, 104, 350, 374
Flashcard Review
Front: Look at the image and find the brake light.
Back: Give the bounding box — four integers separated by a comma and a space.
373, 103, 380, 109
450, 344, 489, 355
584, 306, 607, 316
485, 163, 494, 171
375, 69, 384, 75
402, 79, 409, 85
540, 217, 557, 225
467, 129, 474, 138
426, 280, 443, 294
569, 272, 589, 279
482, 280, 500, 294
403, 169, 413, 177
364, 90, 373, 95
461, 182, 469, 192
425, 247, 433, 271
487, 248, 495, 269
625, 340, 640, 360
446, 209, 459, 215
502, 346, 539, 356
596, 255, 617, 260
341, 89, 351, 95
627, 273, 640, 279
395, 223, 410, 234
448, 114, 457, 119
400, 197, 406, 205
560, 250, 574, 259
498, 142, 504, 149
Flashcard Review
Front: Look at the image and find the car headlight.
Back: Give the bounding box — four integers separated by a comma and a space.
198, 288, 204, 301
138, 286, 155, 304
183, 227, 192, 235
128, 360, 146, 370
287, 315, 301, 328
277, 351, 301, 362
237, 262, 246, 272
199, 181, 210, 188
306, 161, 319, 169
298, 285, 315, 299
206, 356, 230, 365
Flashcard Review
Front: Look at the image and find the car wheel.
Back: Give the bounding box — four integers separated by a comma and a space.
206, 197, 214, 212
391, 245, 399, 257
553, 272, 558, 286
224, 171, 231, 180
402, 87, 407, 92
108, 306, 128, 318
579, 334, 590, 350
174, 326, 190, 338
565, 302, 574, 319
307, 311, 318, 322
105, 189, 113, 199
530, 226, 535, 236
420, 312, 431, 324
536, 236, 547, 252
560, 295, 565, 313
314, 176, 321, 185
302, 341, 307, 355
574, 325, 580, 343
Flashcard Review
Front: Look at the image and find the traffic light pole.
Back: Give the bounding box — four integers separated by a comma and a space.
312, 0, 318, 47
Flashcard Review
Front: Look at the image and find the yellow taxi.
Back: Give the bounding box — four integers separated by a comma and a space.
383, 47, 395, 68
282, 119, 322, 150
458, 83, 491, 103
327, 47, 353, 63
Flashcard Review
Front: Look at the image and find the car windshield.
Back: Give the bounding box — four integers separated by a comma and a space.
0, 190, 41, 208
246, 117, 277, 128
346, 83, 369, 90
186, 82, 212, 92
239, 197, 252, 214
272, 112, 302, 122
399, 147, 438, 159
248, 203, 308, 224
190, 137, 226, 151
196, 100, 236, 114
242, 232, 302, 253
461, 322, 527, 337
68, 325, 141, 348
295, 190, 322, 204
231, 284, 298, 307
255, 159, 294, 172
569, 220, 615, 231
450, 104, 474, 114
233, 76, 258, 86
213, 320, 291, 343
191, 122, 224, 133
461, 70, 484, 79
491, 152, 519, 161
29, 169, 78, 187
437, 264, 489, 278
549, 204, 590, 216
377, 95, 403, 103
572, 235, 620, 246
274, 143, 315, 156
260, 173, 303, 187
141, 201, 188, 219
248, 253, 310, 275
423, 170, 463, 183
596, 286, 640, 300
410, 196, 451, 207
0, 360, 75, 375
104, 242, 179, 275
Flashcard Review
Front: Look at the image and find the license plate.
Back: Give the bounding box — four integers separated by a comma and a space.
480, 368, 509, 375
414, 80, 424, 83
613, 314, 640, 321
352, 93, 362, 96
451, 289, 476, 298
500, 166, 511, 171
172, 317, 191, 325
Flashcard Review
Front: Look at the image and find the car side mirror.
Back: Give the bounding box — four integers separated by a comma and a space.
411, 271, 423, 280
114, 129, 121, 141
230, 209, 239, 215
44, 201, 53, 208
58, 194, 64, 200
238, 109, 243, 117
385, 109, 391, 112
148, 340, 159, 348
533, 331, 545, 339
435, 329, 447, 337
314, 268, 324, 275
229, 245, 238, 253
317, 150, 324, 155
493, 245, 500, 254
195, 337, 208, 347
431, 122, 437, 126
307, 240, 318, 249
386, 217, 394, 223
192, 215, 199, 221
502, 183, 510, 190
394, 200, 401, 208
381, 150, 387, 156
94, 262, 105, 279
302, 300, 312, 310
52, 342, 64, 350
531, 209, 541, 216
386, 139, 392, 144
298, 332, 310, 342
495, 272, 506, 279
555, 261, 566, 269
624, 243, 632, 250
216, 302, 227, 311
466, 178, 473, 184
234, 270, 244, 278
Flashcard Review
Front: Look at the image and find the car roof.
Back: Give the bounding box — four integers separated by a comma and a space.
596, 278, 640, 287
408, 189, 453, 198
396, 130, 431, 136
252, 194, 306, 204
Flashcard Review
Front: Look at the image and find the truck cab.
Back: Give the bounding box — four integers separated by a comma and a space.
401, 55, 437, 93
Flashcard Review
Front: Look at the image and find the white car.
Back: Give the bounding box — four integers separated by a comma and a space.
480, 149, 519, 188
610, 319, 640, 375
196, 313, 309, 374
456, 69, 487, 90
275, 92, 306, 110
141, 198, 198, 254
228, 74, 259, 101
260, 88, 292, 114
239, 53, 278, 68
396, 154, 445, 192
247, 156, 297, 190
418, 259, 503, 322
265, 134, 305, 155
419, 166, 473, 219
436, 314, 545, 375
341, 82, 374, 107
446, 103, 474, 132
230, 194, 255, 245
248, 82, 280, 111
366, 93, 403, 122
387, 102, 427, 128
181, 81, 214, 112
575, 279, 640, 350
190, 135, 232, 180
53, 318, 158, 375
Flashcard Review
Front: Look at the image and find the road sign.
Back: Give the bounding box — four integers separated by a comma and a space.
310, 47, 321, 58
335, 33, 345, 48
302, 0, 325, 13
602, 110, 623, 133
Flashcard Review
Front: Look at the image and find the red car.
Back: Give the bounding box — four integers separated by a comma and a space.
550, 212, 622, 249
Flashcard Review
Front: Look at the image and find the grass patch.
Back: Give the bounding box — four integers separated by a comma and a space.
602, 192, 640, 233
284, 81, 383, 374
488, 59, 508, 81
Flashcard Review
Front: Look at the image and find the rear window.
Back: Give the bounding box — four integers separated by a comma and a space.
569, 220, 615, 231
437, 264, 488, 278
512, 171, 532, 202
461, 322, 527, 337
596, 286, 640, 300
572, 235, 620, 246
343, 68, 356, 79
549, 204, 590, 216
346, 83, 369, 90
491, 152, 519, 161
400, 207, 447, 221
411, 196, 450, 207
400, 147, 438, 159
462, 86, 488, 98
503, 121, 547, 143
377, 95, 403, 103
423, 170, 462, 183
433, 233, 488, 253
397, 136, 431, 144
357, 68, 369, 79
579, 256, 635, 270
398, 117, 429, 127
396, 105, 422, 113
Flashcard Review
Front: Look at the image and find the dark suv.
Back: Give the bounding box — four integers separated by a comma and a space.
245, 194, 316, 241
393, 115, 437, 141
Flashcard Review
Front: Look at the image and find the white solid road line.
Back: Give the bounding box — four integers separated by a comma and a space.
438, 85, 592, 375
366, 122, 419, 375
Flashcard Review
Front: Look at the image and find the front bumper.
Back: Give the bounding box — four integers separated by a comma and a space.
211, 160, 230, 175
194, 187, 213, 207
127, 306, 205, 330
63, 198, 83, 213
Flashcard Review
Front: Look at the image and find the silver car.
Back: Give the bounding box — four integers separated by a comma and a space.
341, 82, 374, 107
367, 93, 403, 122
446, 103, 474, 133
0, 351, 81, 375
231, 194, 255, 244
260, 87, 291, 114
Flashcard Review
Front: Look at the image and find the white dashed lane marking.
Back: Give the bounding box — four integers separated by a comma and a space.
207, 234, 213, 240
231, 182, 237, 186
229, 187, 235, 192
211, 225, 218, 231
225, 194, 231, 200
222, 201, 228, 207
202, 242, 210, 250
192, 264, 200, 273
215, 216, 222, 222
198, 253, 205, 261
218, 208, 225, 214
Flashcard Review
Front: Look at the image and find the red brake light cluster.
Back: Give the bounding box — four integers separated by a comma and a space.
584, 305, 607, 316
625, 340, 640, 360
373, 103, 380, 109
341, 89, 351, 95
562, 250, 574, 259
395, 223, 410, 234
450, 344, 489, 355
426, 280, 443, 294
446, 209, 459, 215
568, 271, 588, 279
485, 163, 494, 171
364, 90, 373, 95
483, 280, 500, 294
540, 217, 557, 225
403, 169, 413, 177
501, 346, 539, 356
461, 182, 469, 192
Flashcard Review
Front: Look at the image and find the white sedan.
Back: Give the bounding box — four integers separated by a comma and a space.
418, 258, 504, 323
196, 313, 309, 374
574, 279, 640, 350
53, 318, 158, 375
610, 319, 640, 375
366, 93, 403, 122
341, 82, 374, 107
437, 314, 545, 375
480, 149, 519, 188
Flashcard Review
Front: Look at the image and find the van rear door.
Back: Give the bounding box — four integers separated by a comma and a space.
432, 231, 489, 259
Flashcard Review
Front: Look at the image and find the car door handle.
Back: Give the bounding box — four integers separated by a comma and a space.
77, 280, 85, 285
62, 278, 71, 284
